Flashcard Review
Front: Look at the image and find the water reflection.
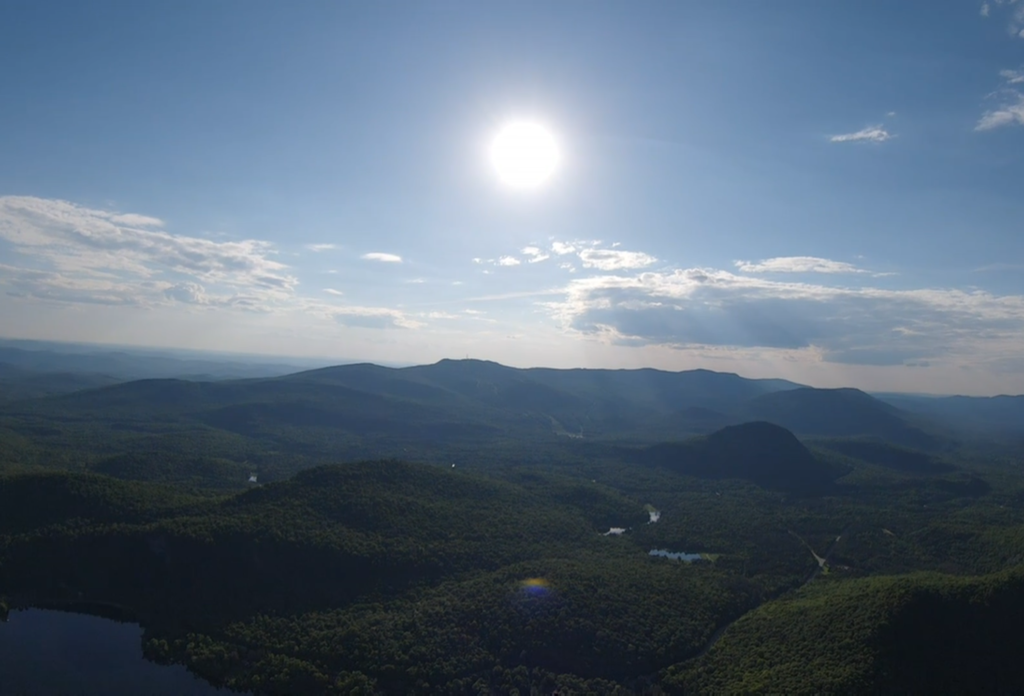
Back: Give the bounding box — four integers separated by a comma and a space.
649, 549, 704, 562
0, 609, 229, 695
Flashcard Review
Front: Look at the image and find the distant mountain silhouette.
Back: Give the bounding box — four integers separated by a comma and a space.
0, 344, 307, 381
741, 387, 939, 449
633, 421, 844, 491
12, 360, 805, 446
881, 393, 1024, 437
0, 362, 120, 402
7, 360, 970, 462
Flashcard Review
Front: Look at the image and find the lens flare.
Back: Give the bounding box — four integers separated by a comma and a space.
520, 577, 551, 595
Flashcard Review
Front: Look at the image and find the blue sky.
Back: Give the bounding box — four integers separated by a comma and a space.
1, 0, 1023, 394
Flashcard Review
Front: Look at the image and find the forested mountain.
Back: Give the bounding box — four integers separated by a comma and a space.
629, 421, 844, 491
668, 569, 1024, 695
742, 387, 940, 449
0, 359, 943, 464
2, 354, 1024, 694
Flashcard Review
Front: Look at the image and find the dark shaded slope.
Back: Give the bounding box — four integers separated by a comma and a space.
814, 438, 955, 474
0, 471, 202, 534
742, 387, 939, 449
634, 422, 843, 491
0, 462, 641, 623
667, 568, 1024, 695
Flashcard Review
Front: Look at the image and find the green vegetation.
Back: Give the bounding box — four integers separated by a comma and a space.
667, 568, 1024, 695
2, 359, 1024, 693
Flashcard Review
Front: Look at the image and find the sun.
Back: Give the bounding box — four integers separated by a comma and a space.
490, 121, 560, 189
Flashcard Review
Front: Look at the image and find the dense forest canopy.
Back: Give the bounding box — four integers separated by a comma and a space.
2, 358, 1024, 694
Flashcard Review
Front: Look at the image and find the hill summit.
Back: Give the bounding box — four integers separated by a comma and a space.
636, 421, 842, 491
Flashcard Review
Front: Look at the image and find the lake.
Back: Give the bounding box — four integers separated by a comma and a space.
0, 608, 229, 696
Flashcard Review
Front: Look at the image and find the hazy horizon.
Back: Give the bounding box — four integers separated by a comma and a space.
5, 333, 1019, 399
2, 2, 1023, 396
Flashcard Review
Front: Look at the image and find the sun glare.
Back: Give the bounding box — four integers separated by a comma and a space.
490, 121, 560, 189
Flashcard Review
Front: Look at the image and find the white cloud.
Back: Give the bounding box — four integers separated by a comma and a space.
986, 1, 1024, 37
331, 306, 422, 329
522, 246, 551, 263
164, 282, 209, 305
0, 196, 296, 308
578, 248, 657, 271
0, 196, 424, 332
498, 256, 521, 266
976, 93, 1024, 129
734, 256, 873, 275
305, 243, 337, 252
323, 288, 344, 296
829, 125, 894, 143
975, 67, 1024, 130
543, 266, 1024, 367
551, 241, 577, 255
361, 252, 402, 263
1000, 68, 1024, 84
109, 213, 164, 227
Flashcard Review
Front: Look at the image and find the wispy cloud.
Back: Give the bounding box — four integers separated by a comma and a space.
1001, 68, 1024, 84
976, 68, 1024, 130
0, 196, 424, 332
498, 256, 521, 266
331, 305, 422, 329
578, 248, 657, 271
361, 252, 403, 263
829, 125, 894, 143
522, 246, 550, 263
551, 241, 576, 255
735, 256, 874, 275
0, 196, 296, 309
977, 94, 1024, 129
305, 243, 337, 252
984, 0, 1024, 37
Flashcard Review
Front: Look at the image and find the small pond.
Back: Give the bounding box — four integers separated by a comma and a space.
0, 608, 230, 695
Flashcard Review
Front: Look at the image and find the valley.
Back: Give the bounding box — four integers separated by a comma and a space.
2, 357, 1024, 694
